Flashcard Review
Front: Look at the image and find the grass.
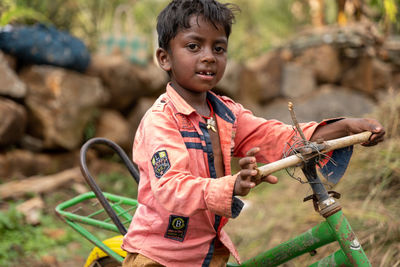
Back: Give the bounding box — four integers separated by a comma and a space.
0, 165, 137, 267
0, 203, 91, 267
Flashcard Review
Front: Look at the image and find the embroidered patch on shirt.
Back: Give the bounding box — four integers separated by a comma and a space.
165, 215, 189, 242
151, 150, 171, 178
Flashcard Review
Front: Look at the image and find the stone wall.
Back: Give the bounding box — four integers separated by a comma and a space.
0, 23, 399, 181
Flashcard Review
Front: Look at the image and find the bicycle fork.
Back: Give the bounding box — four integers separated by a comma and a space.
302, 160, 371, 267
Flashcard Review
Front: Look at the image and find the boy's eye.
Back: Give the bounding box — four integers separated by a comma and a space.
186, 43, 199, 51
215, 46, 226, 53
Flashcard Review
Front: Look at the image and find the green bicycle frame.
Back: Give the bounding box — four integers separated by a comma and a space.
55, 191, 138, 263
227, 208, 370, 267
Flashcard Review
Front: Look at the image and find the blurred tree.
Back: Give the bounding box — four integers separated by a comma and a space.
337, 0, 364, 25
0, 0, 398, 61
382, 0, 399, 34
0, 0, 51, 26
309, 0, 325, 26
228, 0, 303, 62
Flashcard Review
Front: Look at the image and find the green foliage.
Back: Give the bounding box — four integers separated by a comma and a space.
0, 205, 89, 266
370, 0, 399, 22
83, 108, 100, 141
384, 0, 398, 22
1, 0, 399, 60
97, 171, 138, 198
83, 119, 97, 142
368, 0, 400, 32
0, 206, 23, 232
227, 0, 302, 62
0, 6, 51, 26
0, 0, 51, 26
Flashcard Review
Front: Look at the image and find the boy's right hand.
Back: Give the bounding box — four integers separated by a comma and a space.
234, 147, 278, 196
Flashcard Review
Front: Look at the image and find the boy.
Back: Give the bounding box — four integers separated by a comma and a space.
122, 0, 385, 266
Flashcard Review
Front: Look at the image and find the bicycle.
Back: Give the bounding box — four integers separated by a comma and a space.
55, 131, 373, 267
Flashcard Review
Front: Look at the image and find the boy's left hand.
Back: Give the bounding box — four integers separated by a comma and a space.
344, 118, 385, 146
234, 147, 278, 196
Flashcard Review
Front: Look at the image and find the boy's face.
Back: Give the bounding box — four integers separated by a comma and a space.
157, 15, 228, 96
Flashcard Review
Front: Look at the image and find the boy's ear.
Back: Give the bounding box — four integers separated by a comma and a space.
156, 48, 171, 72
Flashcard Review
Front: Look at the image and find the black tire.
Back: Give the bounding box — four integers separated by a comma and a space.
89, 256, 122, 267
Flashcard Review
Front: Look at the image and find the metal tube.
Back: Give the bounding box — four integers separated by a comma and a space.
227, 221, 336, 267
79, 137, 140, 235
308, 249, 352, 266
326, 210, 371, 266
65, 220, 124, 263
302, 160, 330, 202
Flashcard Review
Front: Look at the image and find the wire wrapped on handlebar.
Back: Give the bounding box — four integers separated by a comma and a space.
282, 127, 337, 186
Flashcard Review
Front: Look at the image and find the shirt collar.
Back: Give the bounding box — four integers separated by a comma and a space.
166, 83, 196, 116
166, 83, 236, 123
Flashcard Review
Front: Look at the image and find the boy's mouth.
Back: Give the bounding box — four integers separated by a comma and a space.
197, 71, 215, 76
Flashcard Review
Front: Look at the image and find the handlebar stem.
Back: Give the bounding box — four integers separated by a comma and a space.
301, 159, 330, 203
302, 158, 343, 217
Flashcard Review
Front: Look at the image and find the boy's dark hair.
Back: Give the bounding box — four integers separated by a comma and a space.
157, 0, 239, 50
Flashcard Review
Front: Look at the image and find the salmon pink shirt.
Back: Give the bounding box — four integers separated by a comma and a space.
122, 84, 351, 266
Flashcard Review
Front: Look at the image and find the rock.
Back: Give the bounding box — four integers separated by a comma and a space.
296, 84, 375, 122
20, 65, 109, 150
287, 22, 383, 55
127, 97, 156, 137
392, 72, 400, 91
16, 197, 44, 225
235, 67, 262, 106
294, 45, 341, 83
87, 54, 167, 111
245, 50, 283, 104
95, 109, 132, 153
381, 35, 400, 67
135, 62, 168, 98
86, 54, 140, 110
19, 135, 45, 152
257, 98, 293, 124
216, 60, 243, 99
0, 97, 27, 147
372, 59, 393, 90
341, 57, 392, 94
0, 149, 79, 180
261, 84, 375, 124
281, 62, 316, 98
0, 52, 27, 98
2, 52, 17, 70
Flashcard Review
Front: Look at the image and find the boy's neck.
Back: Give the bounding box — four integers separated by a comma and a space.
170, 82, 210, 116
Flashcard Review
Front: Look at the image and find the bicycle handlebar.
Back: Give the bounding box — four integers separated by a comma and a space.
256, 131, 372, 178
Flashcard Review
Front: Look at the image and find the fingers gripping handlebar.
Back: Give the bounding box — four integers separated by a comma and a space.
256, 131, 372, 178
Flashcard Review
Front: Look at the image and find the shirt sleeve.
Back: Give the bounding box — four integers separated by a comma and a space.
133, 108, 239, 218
233, 104, 319, 164
313, 118, 353, 184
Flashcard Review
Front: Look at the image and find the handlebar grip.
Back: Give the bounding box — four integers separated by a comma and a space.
256, 131, 372, 177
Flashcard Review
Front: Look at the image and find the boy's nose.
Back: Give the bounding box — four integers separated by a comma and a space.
201, 48, 216, 63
